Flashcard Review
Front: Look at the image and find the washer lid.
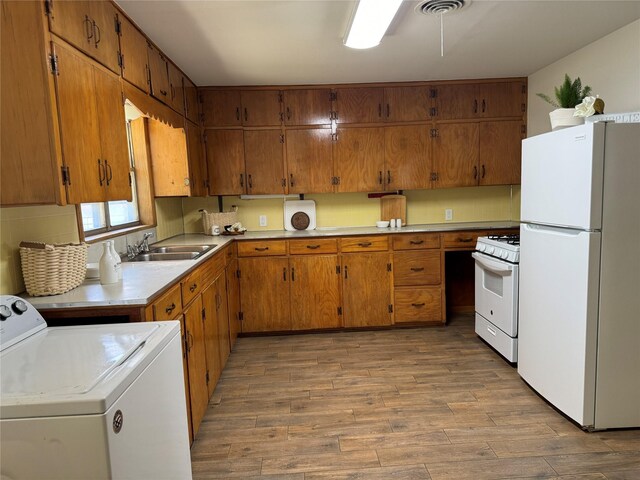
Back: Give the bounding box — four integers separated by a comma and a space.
0, 322, 178, 418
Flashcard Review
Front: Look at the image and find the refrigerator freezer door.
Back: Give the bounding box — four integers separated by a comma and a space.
521, 123, 604, 230
518, 223, 601, 427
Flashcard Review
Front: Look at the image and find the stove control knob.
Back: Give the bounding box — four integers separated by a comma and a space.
501, 251, 509, 259
12, 300, 28, 315
0, 305, 11, 321
477, 244, 485, 252
487, 247, 495, 254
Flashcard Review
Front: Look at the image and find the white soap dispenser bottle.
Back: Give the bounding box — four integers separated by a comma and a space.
99, 240, 118, 285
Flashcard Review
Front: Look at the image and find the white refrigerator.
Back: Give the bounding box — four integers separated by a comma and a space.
518, 121, 640, 430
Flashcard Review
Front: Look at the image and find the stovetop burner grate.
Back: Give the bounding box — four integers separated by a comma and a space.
487, 234, 520, 246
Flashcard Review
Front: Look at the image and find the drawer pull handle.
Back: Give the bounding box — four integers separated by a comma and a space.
358, 242, 372, 247
410, 267, 424, 272
487, 326, 497, 336
306, 245, 320, 249
189, 283, 197, 292
459, 237, 474, 243
410, 240, 424, 245
165, 303, 176, 314
411, 302, 425, 307
254, 247, 269, 252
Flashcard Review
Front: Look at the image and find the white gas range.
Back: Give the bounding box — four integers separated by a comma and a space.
472, 234, 520, 363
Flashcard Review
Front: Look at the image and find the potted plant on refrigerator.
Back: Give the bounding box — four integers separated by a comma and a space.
536, 74, 600, 130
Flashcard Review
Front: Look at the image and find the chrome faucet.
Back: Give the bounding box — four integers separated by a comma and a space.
126, 233, 154, 259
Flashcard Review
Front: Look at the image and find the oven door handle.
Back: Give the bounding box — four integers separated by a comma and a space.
472, 252, 514, 276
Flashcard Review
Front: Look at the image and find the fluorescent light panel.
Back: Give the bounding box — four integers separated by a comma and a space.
344, 0, 403, 49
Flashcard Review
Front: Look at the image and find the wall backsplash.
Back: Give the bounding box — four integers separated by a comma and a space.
155, 197, 185, 241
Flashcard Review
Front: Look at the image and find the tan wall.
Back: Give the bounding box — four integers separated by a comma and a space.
528, 20, 640, 137
155, 197, 185, 241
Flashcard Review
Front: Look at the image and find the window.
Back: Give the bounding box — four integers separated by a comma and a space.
81, 122, 141, 235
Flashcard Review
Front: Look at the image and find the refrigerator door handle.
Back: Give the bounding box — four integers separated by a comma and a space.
523, 223, 588, 237
472, 252, 514, 275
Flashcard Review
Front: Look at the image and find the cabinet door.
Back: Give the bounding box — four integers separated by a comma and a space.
342, 252, 392, 327
214, 275, 230, 372
201, 282, 221, 397
244, 130, 285, 194
93, 65, 131, 201
479, 82, 524, 118
205, 129, 245, 195
335, 87, 384, 124
334, 127, 384, 192
53, 41, 104, 204
148, 43, 171, 103
178, 315, 193, 443
48, 0, 91, 54
184, 77, 199, 124
433, 123, 479, 188
286, 128, 333, 194
226, 258, 241, 349
183, 296, 208, 436
434, 84, 478, 120
186, 121, 207, 196
283, 89, 331, 125
239, 257, 290, 332
241, 90, 282, 126
479, 120, 523, 186
290, 255, 341, 330
383, 86, 430, 122
148, 120, 191, 196
168, 62, 185, 114
384, 125, 430, 190
201, 90, 242, 127
88, 0, 120, 73
119, 16, 149, 93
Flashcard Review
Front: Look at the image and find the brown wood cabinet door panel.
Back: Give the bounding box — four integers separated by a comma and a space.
168, 62, 185, 114
383, 86, 430, 122
244, 130, 285, 194
53, 41, 104, 204
290, 255, 341, 330
201, 90, 242, 127
184, 78, 199, 124
88, 1, 120, 73
392, 234, 441, 251
393, 250, 441, 286
94, 66, 131, 201
433, 123, 479, 188
215, 275, 231, 371
335, 87, 384, 124
119, 16, 149, 93
283, 89, 331, 125
152, 284, 182, 321
241, 90, 282, 126
384, 125, 430, 190
148, 120, 191, 196
201, 283, 221, 397
237, 240, 287, 257
205, 129, 245, 195
480, 82, 524, 118
479, 120, 523, 186
286, 128, 333, 194
394, 287, 442, 323
334, 127, 384, 193
340, 236, 389, 253
186, 121, 207, 196
434, 83, 479, 120
148, 44, 170, 103
48, 0, 91, 53
342, 252, 391, 327
184, 297, 208, 436
239, 257, 291, 332
226, 259, 241, 349
289, 238, 338, 255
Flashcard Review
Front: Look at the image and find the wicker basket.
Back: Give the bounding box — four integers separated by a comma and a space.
19, 242, 88, 296
201, 209, 239, 235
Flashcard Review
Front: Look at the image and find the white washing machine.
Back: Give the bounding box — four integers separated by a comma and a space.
0, 295, 192, 480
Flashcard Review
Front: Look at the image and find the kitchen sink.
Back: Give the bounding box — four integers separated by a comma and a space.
150, 245, 216, 254
125, 252, 202, 262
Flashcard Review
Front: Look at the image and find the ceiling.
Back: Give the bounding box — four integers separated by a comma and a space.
116, 0, 640, 87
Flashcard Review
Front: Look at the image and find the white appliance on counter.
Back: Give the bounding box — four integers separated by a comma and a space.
0, 295, 192, 479
518, 121, 640, 430
473, 234, 520, 362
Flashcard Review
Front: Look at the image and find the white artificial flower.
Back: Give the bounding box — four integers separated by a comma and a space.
574, 96, 596, 117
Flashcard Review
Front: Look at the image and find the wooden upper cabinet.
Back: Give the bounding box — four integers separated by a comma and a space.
433, 83, 478, 120
333, 127, 384, 192
479, 120, 523, 185
286, 128, 333, 194
201, 90, 242, 127
87, 1, 120, 73
168, 62, 185, 115
384, 125, 430, 191
283, 89, 331, 125
119, 15, 149, 93
184, 77, 199, 124
240, 90, 282, 126
335, 87, 384, 124
205, 129, 245, 195
1, 0, 62, 205
434, 81, 524, 119
148, 43, 171, 104
244, 129, 285, 194
383, 86, 431, 122
186, 121, 207, 196
147, 119, 191, 196
479, 82, 525, 118
342, 252, 392, 327
432, 122, 479, 188
48, 1, 90, 49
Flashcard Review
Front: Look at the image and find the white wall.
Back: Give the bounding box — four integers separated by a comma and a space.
528, 20, 640, 136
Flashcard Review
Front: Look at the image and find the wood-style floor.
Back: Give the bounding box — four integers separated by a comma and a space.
191, 314, 640, 479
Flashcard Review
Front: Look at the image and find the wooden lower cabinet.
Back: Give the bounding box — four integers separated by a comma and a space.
342, 252, 392, 327
183, 296, 208, 437
226, 258, 241, 349
394, 287, 443, 323
214, 274, 231, 372
201, 281, 222, 397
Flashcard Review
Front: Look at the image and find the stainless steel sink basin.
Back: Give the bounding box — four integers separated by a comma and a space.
124, 252, 201, 262
150, 245, 216, 254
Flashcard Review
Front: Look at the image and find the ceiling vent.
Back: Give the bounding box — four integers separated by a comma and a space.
416, 0, 468, 16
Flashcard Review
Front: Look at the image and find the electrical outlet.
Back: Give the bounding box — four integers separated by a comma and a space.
259, 215, 267, 227
445, 209, 453, 221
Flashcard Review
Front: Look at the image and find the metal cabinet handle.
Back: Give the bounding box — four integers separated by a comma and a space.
283, 267, 287, 281
306, 245, 320, 250
481, 164, 486, 179
387, 170, 392, 185
240, 173, 244, 187
358, 242, 372, 247
286, 107, 291, 120
378, 171, 383, 185
291, 267, 295, 281
189, 283, 197, 292
187, 331, 193, 352
410, 267, 424, 272
235, 107, 240, 121
378, 103, 382, 117
84, 16, 93, 42
473, 99, 478, 114
93, 21, 101, 47
165, 303, 176, 314
105, 160, 112, 186
482, 99, 486, 113
98, 159, 105, 186
254, 247, 269, 251
459, 237, 474, 243
409, 240, 424, 245
160, 90, 168, 96
244, 108, 248, 122
248, 174, 253, 189
411, 302, 426, 307
344, 265, 348, 279
290, 173, 294, 187
473, 165, 478, 179
386, 104, 390, 118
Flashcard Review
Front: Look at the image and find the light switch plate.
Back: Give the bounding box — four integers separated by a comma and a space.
445, 209, 453, 221
259, 215, 267, 227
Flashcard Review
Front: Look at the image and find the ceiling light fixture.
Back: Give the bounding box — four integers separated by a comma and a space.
344, 0, 403, 49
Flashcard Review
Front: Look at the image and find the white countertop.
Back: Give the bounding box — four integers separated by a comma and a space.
23, 222, 519, 310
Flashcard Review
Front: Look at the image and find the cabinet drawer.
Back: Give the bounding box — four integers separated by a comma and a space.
181, 269, 203, 306
289, 238, 338, 255
392, 233, 440, 251
442, 231, 484, 249
237, 240, 288, 257
394, 287, 442, 323
340, 236, 389, 253
393, 251, 441, 286
200, 251, 226, 287
153, 284, 183, 321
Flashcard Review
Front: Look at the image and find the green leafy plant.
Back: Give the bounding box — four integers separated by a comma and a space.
537, 74, 592, 108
